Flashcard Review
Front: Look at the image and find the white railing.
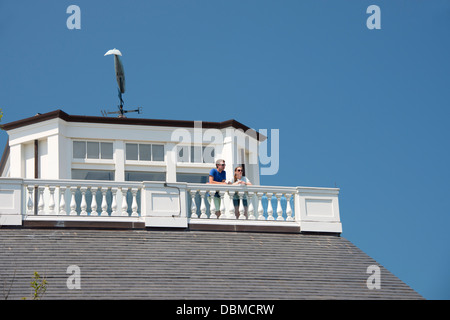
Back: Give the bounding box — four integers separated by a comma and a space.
186, 183, 297, 222
23, 179, 142, 218
0, 178, 341, 233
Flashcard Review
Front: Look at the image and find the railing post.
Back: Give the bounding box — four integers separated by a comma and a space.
219, 191, 226, 219
0, 178, 24, 225
37, 186, 45, 215
80, 187, 88, 216
296, 186, 342, 233
131, 188, 139, 217
209, 191, 218, 219
26, 185, 34, 215
285, 193, 293, 221
120, 187, 129, 216
227, 190, 236, 219
247, 192, 255, 220
257, 192, 265, 220
238, 191, 246, 220
69, 187, 77, 215
199, 190, 207, 219
48, 186, 56, 215
276, 193, 284, 221
111, 187, 118, 216
59, 186, 66, 215
90, 187, 98, 216
189, 190, 198, 218
266, 193, 274, 220
101, 187, 108, 216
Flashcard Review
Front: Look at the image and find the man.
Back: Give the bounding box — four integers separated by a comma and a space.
208, 159, 228, 184
208, 159, 230, 217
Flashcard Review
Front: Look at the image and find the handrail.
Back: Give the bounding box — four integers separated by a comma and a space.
186, 183, 296, 221
23, 179, 142, 217
0, 178, 341, 233
23, 178, 142, 189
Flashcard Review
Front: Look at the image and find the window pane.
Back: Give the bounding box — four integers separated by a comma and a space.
176, 173, 208, 183
72, 169, 114, 181
101, 142, 113, 159
152, 144, 164, 161
139, 144, 151, 161
203, 146, 215, 163
125, 171, 166, 182
191, 146, 202, 163
177, 146, 188, 162
126, 143, 138, 160
73, 141, 86, 159
87, 142, 99, 159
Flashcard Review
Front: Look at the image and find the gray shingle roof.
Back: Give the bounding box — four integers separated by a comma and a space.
0, 228, 422, 300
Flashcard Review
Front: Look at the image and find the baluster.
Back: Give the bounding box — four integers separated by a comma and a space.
48, 186, 55, 215
26, 185, 34, 214
219, 191, 226, 219
189, 190, 198, 218
238, 192, 246, 219
276, 193, 284, 221
80, 187, 88, 216
131, 188, 139, 217
90, 187, 98, 216
209, 191, 217, 219
266, 192, 274, 220
199, 190, 207, 219
247, 192, 255, 220
257, 192, 265, 220
111, 187, 118, 216
227, 190, 236, 219
120, 187, 129, 216
37, 186, 45, 215
285, 193, 294, 221
69, 187, 77, 215
59, 186, 67, 215
101, 187, 109, 216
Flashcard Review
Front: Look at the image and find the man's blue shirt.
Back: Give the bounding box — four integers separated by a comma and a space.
209, 168, 226, 182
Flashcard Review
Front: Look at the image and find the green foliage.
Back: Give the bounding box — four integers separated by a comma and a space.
22, 271, 48, 300
31, 271, 47, 300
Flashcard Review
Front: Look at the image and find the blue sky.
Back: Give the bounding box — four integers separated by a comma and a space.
1, 1, 449, 299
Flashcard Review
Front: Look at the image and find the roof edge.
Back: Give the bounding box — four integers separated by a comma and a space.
1, 110, 265, 141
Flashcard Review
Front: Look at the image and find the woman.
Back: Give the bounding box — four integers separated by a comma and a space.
232, 166, 252, 218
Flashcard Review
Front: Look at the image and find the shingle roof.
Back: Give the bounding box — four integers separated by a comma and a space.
0, 228, 422, 300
